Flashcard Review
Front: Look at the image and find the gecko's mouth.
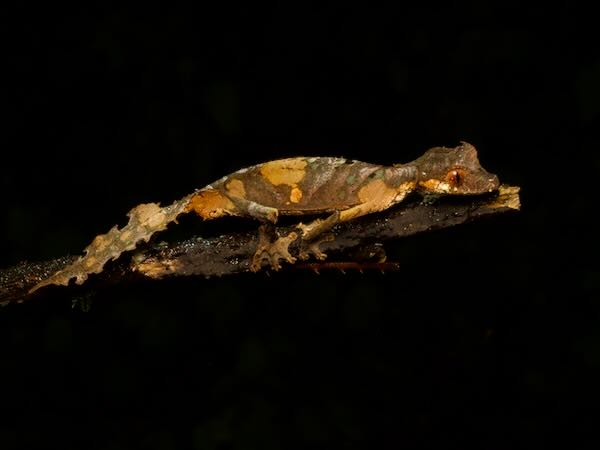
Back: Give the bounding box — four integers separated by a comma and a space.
417, 173, 500, 195
459, 173, 500, 194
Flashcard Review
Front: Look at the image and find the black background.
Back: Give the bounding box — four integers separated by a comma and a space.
2, 4, 599, 449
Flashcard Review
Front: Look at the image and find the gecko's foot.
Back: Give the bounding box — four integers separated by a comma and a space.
250, 227, 298, 272
298, 233, 335, 261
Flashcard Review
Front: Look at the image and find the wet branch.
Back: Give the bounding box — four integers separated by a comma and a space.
0, 185, 519, 306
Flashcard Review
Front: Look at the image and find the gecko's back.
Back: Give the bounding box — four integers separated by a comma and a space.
209, 157, 386, 214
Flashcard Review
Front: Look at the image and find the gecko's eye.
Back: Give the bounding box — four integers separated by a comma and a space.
446, 168, 466, 186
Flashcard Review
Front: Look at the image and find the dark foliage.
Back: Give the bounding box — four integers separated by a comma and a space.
2, 4, 598, 449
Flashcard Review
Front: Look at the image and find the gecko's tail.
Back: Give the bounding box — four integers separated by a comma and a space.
28, 192, 198, 293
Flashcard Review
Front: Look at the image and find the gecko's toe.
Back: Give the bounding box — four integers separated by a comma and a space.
250, 231, 298, 272
299, 233, 334, 261
250, 255, 265, 272
268, 231, 298, 270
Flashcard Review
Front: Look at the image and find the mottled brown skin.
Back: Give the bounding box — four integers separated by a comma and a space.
186, 141, 499, 271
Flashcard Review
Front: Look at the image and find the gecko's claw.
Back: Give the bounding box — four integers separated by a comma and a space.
298, 233, 335, 261
250, 228, 298, 272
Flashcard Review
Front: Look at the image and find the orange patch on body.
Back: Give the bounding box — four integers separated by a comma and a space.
394, 181, 417, 202
340, 180, 416, 222
289, 186, 303, 203
186, 189, 237, 220
259, 158, 307, 186
225, 178, 246, 198
357, 179, 398, 206
419, 179, 451, 193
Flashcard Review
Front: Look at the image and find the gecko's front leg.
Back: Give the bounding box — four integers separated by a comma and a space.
295, 199, 392, 261
296, 211, 340, 260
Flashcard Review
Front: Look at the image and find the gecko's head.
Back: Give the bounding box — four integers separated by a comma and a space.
413, 142, 499, 195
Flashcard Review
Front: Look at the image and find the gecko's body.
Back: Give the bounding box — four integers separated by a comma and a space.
188, 157, 404, 219
185, 141, 499, 270
29, 142, 499, 292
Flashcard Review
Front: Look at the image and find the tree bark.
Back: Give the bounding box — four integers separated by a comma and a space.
0, 185, 519, 306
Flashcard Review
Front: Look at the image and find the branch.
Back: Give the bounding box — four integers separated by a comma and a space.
0, 185, 520, 306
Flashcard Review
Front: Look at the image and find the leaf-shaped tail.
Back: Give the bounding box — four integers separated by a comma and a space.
29, 193, 196, 293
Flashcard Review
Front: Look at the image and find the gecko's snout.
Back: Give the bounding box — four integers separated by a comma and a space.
472, 168, 500, 193
460, 169, 500, 194
487, 173, 500, 192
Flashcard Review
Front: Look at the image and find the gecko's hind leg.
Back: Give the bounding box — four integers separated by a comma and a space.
250, 224, 298, 272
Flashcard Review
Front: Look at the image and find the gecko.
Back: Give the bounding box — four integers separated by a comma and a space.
29, 141, 499, 292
